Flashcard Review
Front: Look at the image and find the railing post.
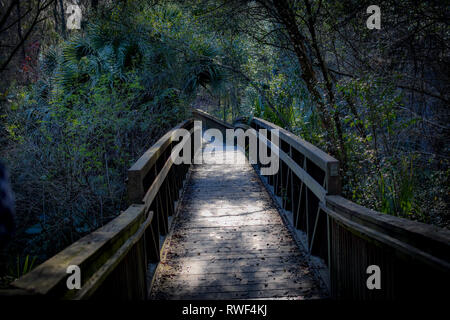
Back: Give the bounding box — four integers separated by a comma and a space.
127, 170, 145, 204
284, 146, 293, 211
157, 190, 168, 235
147, 210, 160, 263
326, 161, 341, 195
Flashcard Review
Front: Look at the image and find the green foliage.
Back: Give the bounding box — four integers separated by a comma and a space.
1, 0, 448, 278
253, 74, 296, 127
10, 255, 37, 279
245, 34, 446, 225
378, 157, 416, 218
1, 1, 230, 264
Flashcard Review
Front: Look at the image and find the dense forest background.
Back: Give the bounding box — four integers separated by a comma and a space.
0, 0, 448, 284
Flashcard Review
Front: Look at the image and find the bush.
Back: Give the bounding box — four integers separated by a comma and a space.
0, 2, 226, 268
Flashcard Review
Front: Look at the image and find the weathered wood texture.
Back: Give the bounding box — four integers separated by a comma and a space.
10, 204, 148, 299
2, 119, 196, 299
196, 109, 450, 300
324, 197, 450, 300
150, 145, 325, 299
128, 119, 194, 204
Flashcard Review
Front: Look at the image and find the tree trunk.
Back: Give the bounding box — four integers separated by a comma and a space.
16, 0, 25, 59
271, 1, 336, 146
59, 0, 66, 39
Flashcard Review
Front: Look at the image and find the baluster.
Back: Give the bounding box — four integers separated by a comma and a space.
274, 159, 282, 196
267, 135, 274, 186
284, 163, 292, 211
147, 207, 160, 262
294, 180, 304, 230
169, 166, 179, 202
165, 177, 174, 217
157, 189, 168, 235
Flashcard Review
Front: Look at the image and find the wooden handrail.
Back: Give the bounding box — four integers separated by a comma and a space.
191, 108, 234, 130
192, 109, 450, 300
73, 209, 154, 299
325, 195, 450, 269
142, 127, 194, 209
251, 116, 340, 195
127, 119, 193, 204
252, 118, 338, 172
2, 119, 196, 299
10, 204, 146, 298
320, 202, 449, 271
257, 132, 327, 201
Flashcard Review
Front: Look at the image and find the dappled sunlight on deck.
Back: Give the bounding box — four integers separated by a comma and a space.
150, 141, 325, 299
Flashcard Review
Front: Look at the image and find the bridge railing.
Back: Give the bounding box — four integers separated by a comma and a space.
2, 119, 196, 299
192, 108, 450, 300
249, 117, 338, 267
2, 108, 449, 300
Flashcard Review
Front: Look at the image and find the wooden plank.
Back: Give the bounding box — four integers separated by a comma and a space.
155, 262, 310, 275
163, 254, 304, 264
167, 246, 300, 257
179, 200, 270, 208
155, 268, 311, 282
152, 287, 321, 300
167, 238, 299, 249
154, 280, 316, 295
170, 232, 293, 243
182, 190, 269, 199
170, 224, 292, 236
185, 185, 264, 193
150, 142, 325, 300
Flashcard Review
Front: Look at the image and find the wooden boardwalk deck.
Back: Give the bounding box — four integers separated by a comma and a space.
149, 144, 325, 300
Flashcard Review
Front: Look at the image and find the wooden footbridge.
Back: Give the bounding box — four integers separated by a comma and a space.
2, 109, 449, 300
